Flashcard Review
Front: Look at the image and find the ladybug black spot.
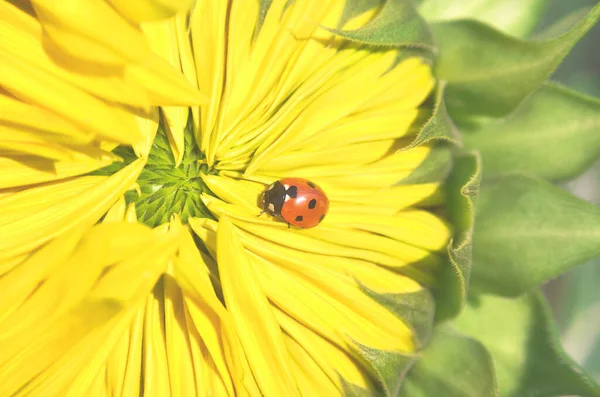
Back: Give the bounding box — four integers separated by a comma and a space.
318, 214, 325, 223
287, 185, 298, 198
308, 199, 317, 209
295, 215, 303, 222
307, 181, 316, 188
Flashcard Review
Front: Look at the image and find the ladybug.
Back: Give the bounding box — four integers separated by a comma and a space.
260, 178, 329, 228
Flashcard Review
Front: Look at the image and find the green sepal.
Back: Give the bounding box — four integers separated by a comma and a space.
254, 0, 274, 38
418, 0, 548, 37
360, 286, 435, 350
88, 146, 137, 177
400, 328, 499, 397
404, 82, 461, 150
396, 143, 453, 185
339, 0, 384, 27
454, 291, 600, 397
341, 379, 374, 397
354, 341, 416, 397
117, 118, 213, 227
463, 82, 600, 181
323, 0, 435, 50
435, 152, 481, 322
430, 3, 600, 118
472, 174, 600, 296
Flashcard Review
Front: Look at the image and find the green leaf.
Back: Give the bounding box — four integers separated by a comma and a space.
472, 175, 600, 296
431, 3, 600, 118
400, 329, 498, 397
322, 0, 435, 49
462, 82, 600, 181
557, 259, 600, 380
436, 152, 481, 322
533, 6, 593, 39
454, 292, 600, 397
418, 0, 548, 38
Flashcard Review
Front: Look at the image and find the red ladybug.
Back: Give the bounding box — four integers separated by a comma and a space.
260, 178, 329, 228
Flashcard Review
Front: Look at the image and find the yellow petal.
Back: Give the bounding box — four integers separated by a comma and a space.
174, 11, 201, 131
108, 0, 195, 23
246, 248, 415, 353
257, 139, 409, 171
0, 55, 144, 145
106, 307, 145, 397
190, 0, 228, 157
0, 222, 178, 396
241, 230, 424, 295
0, 94, 89, 140
0, 151, 116, 189
141, 17, 191, 165
141, 289, 171, 396
163, 264, 202, 396
0, 225, 85, 325
213, 1, 345, 162
0, 253, 27, 279
127, 52, 209, 106
257, 145, 432, 186
299, 108, 422, 150
280, 313, 376, 392
245, 50, 398, 174
284, 335, 342, 395
201, 196, 441, 273
133, 107, 160, 158
209, 172, 444, 212
217, 216, 300, 396
323, 211, 452, 252
31, 0, 151, 66
0, 157, 146, 260
103, 196, 128, 223
191, 215, 418, 354
0, 3, 151, 106
174, 229, 235, 395
0, 127, 78, 160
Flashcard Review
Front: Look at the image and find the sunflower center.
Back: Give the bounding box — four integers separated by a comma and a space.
100, 119, 213, 227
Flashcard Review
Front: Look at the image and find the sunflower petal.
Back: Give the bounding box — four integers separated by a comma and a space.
217, 216, 300, 396
0, 152, 116, 189
0, 2, 150, 106
108, 0, 195, 23
0, 157, 146, 260
174, 229, 235, 395
142, 18, 191, 165
0, 222, 178, 396
30, 0, 152, 65
0, 54, 144, 145
280, 312, 376, 392
246, 250, 415, 352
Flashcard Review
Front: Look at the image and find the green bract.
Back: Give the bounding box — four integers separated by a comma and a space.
331, 0, 600, 396
93, 118, 214, 227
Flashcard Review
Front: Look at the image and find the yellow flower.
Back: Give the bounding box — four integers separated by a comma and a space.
0, 0, 451, 396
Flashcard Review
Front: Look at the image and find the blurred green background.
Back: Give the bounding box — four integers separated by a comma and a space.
541, 0, 600, 382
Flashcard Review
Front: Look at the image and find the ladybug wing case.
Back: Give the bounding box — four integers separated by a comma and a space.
281, 190, 329, 228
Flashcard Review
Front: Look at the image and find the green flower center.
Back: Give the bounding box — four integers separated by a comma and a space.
96, 119, 214, 227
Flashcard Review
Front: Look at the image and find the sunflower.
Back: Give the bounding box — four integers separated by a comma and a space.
0, 0, 450, 395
